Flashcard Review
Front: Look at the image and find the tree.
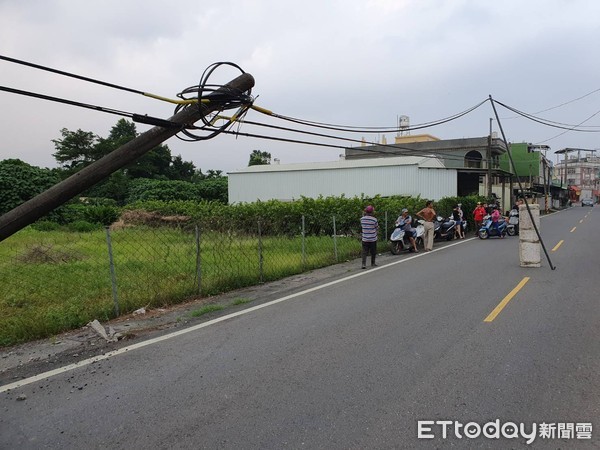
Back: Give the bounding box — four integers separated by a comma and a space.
205, 169, 223, 179
52, 119, 191, 181
248, 150, 271, 166
169, 155, 196, 181
52, 128, 99, 170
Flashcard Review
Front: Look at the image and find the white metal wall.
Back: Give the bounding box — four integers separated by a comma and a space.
228, 166, 456, 203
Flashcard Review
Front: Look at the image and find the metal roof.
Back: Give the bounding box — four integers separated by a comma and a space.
228, 155, 445, 174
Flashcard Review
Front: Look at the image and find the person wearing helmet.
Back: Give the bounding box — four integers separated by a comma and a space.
360, 205, 378, 269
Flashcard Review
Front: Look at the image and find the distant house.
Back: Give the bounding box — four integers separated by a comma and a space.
345, 135, 509, 198
554, 148, 600, 203
227, 155, 454, 204
498, 143, 565, 208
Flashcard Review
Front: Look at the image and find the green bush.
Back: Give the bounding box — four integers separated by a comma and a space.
0, 159, 60, 215
83, 205, 121, 226
122, 194, 486, 237
31, 220, 61, 231
67, 220, 99, 233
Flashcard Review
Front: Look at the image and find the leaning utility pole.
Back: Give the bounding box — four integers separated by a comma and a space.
0, 73, 255, 242
487, 118, 493, 198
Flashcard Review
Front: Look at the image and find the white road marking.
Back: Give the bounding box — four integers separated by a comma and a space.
0, 237, 470, 393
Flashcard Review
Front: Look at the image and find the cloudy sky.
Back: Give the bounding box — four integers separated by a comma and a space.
1, 0, 599, 173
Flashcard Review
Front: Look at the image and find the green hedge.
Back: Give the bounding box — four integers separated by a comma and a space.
125, 194, 487, 236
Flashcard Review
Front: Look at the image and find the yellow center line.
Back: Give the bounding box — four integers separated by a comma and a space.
552, 240, 564, 252
570, 226, 577, 233
579, 219, 584, 223
484, 277, 530, 322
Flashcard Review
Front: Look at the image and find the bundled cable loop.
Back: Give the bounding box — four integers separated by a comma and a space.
174, 62, 254, 141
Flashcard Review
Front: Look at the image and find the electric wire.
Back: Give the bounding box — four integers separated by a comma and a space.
0, 84, 138, 121
250, 99, 490, 134
4, 53, 599, 156
173, 62, 254, 141
500, 87, 600, 120
534, 108, 600, 144
0, 54, 205, 106
0, 58, 255, 138
532, 87, 600, 115
494, 99, 600, 131
209, 118, 499, 166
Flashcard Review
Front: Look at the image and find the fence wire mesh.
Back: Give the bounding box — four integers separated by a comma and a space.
1, 214, 391, 345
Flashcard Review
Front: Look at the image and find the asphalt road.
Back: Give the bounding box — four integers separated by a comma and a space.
1, 206, 598, 449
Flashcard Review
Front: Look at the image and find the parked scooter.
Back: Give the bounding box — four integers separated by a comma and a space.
478, 214, 507, 239
414, 220, 425, 247
506, 208, 519, 236
433, 216, 456, 241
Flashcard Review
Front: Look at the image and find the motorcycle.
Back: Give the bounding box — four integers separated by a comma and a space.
478, 214, 507, 239
506, 208, 519, 236
433, 216, 456, 241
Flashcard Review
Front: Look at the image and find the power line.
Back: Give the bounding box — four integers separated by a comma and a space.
0, 54, 203, 106
250, 99, 490, 134
215, 120, 494, 165
493, 99, 600, 132
5, 53, 600, 157
0, 59, 255, 139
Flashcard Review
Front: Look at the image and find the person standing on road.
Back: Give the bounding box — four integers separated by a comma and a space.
452, 205, 465, 239
360, 205, 379, 269
457, 203, 465, 237
473, 202, 486, 235
416, 200, 436, 252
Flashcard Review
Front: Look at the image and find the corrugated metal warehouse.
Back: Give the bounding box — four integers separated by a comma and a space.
227, 156, 456, 204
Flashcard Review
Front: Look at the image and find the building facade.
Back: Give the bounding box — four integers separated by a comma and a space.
554, 148, 600, 202
345, 135, 512, 207
227, 156, 454, 204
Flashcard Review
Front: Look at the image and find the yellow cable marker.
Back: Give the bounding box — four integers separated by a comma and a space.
570, 227, 577, 233
251, 104, 274, 115
143, 92, 209, 105
484, 277, 530, 322
552, 240, 564, 252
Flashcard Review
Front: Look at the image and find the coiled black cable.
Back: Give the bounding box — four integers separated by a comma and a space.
174, 62, 254, 141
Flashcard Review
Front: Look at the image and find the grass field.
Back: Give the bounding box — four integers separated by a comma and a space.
0, 226, 363, 346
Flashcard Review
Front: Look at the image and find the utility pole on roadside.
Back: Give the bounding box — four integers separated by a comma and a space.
487, 118, 493, 198
0, 73, 255, 242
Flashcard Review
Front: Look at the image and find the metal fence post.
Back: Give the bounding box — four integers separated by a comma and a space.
385, 211, 388, 241
195, 225, 202, 295
301, 215, 306, 269
332, 215, 338, 262
104, 226, 120, 317
258, 220, 264, 283
384, 210, 388, 253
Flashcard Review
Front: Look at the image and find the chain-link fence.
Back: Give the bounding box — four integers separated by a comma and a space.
1, 214, 395, 346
